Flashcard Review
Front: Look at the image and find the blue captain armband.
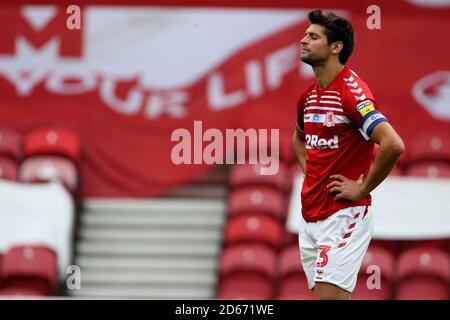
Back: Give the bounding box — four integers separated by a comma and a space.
361, 110, 388, 137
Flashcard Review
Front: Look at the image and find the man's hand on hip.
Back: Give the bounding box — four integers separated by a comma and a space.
327, 174, 367, 201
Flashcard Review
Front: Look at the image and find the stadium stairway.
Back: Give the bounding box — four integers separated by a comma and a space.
69, 167, 229, 299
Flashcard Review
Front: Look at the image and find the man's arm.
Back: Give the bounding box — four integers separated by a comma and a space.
327, 122, 404, 201
292, 127, 307, 173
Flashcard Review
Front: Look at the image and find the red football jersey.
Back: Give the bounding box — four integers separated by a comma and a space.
296, 66, 388, 222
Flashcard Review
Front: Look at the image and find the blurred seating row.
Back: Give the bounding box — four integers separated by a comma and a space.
217, 243, 449, 300
0, 127, 80, 195
233, 152, 450, 192
0, 127, 80, 297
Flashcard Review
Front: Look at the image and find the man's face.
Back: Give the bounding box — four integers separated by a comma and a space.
300, 24, 331, 66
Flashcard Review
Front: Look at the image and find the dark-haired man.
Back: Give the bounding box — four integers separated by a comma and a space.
293, 9, 404, 300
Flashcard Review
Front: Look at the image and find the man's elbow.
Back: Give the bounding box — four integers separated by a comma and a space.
389, 137, 405, 157
372, 123, 405, 157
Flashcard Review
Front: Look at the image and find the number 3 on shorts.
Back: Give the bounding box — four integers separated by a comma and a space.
317, 245, 331, 268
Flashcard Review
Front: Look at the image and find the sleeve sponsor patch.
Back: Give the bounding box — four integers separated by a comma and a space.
356, 100, 375, 116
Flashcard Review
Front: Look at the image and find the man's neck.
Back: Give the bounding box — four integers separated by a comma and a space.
313, 61, 345, 90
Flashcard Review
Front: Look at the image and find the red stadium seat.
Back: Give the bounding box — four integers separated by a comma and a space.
24, 127, 80, 163
0, 245, 58, 296
405, 161, 450, 178
408, 131, 450, 162
230, 163, 289, 192
0, 156, 18, 181
276, 245, 312, 298
228, 187, 285, 220
352, 246, 395, 300
218, 244, 275, 298
0, 128, 21, 161
396, 248, 449, 300
0, 287, 47, 297
224, 213, 284, 249
19, 156, 78, 193
220, 243, 275, 279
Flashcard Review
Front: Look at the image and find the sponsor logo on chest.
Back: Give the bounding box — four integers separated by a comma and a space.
305, 134, 339, 150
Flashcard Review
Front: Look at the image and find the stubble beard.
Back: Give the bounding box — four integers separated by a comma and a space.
301, 53, 326, 68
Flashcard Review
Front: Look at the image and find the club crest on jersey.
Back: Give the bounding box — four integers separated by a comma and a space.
324, 112, 335, 127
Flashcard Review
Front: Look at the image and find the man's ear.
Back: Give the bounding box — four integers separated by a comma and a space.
331, 41, 343, 55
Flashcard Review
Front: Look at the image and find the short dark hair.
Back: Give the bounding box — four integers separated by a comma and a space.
308, 9, 355, 64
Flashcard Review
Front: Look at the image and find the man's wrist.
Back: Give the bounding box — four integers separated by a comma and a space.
359, 182, 371, 198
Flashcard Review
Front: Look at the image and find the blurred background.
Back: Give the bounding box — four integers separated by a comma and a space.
0, 0, 449, 300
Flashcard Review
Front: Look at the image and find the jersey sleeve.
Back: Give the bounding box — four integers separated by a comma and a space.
343, 80, 388, 139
